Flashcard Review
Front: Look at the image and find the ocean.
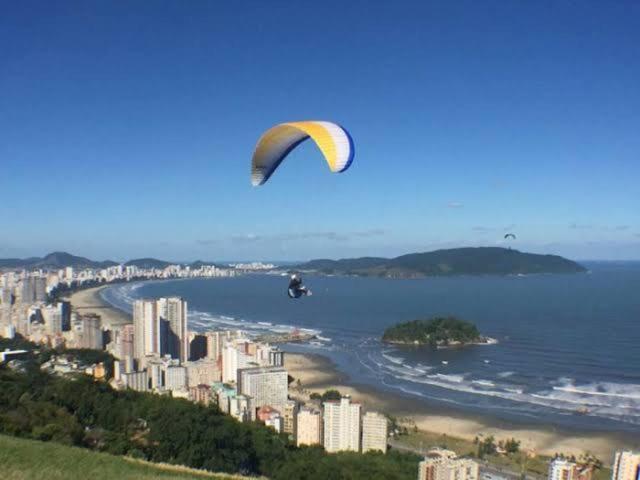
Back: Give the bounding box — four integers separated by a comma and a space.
100, 262, 640, 433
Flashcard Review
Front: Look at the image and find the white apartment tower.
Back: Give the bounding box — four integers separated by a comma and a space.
237, 366, 288, 410
133, 299, 160, 360
362, 411, 388, 453
222, 341, 253, 383
323, 396, 361, 453
134, 297, 188, 363
612, 451, 640, 480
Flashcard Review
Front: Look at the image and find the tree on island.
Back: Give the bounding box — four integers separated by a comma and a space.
382, 316, 482, 346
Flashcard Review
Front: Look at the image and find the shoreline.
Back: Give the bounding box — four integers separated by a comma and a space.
67, 285, 132, 329
284, 352, 638, 462
78, 281, 639, 461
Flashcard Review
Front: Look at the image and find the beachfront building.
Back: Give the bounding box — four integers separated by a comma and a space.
362, 411, 388, 453
548, 459, 578, 480
237, 366, 288, 411
323, 396, 361, 453
133, 299, 160, 361
418, 449, 479, 480
157, 296, 188, 362
612, 451, 640, 480
418, 449, 478, 480
134, 297, 189, 364
296, 406, 322, 447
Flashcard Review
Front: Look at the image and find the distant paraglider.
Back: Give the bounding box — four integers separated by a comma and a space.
288, 274, 312, 299
251, 121, 354, 186
504, 233, 516, 250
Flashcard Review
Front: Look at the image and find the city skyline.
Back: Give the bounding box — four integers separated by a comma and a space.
2, 1, 639, 261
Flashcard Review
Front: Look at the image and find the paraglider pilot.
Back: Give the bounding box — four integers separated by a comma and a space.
288, 274, 311, 299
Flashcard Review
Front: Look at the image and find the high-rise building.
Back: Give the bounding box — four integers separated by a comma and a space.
205, 330, 242, 362
612, 451, 640, 480
189, 333, 207, 360
283, 400, 298, 435
42, 304, 63, 335
21, 276, 47, 304
72, 313, 102, 350
418, 449, 479, 480
120, 324, 134, 359
133, 299, 160, 361
269, 348, 284, 367
323, 396, 361, 453
157, 297, 188, 362
185, 358, 221, 387
362, 411, 388, 453
133, 297, 188, 363
222, 341, 253, 383
296, 407, 322, 447
237, 366, 288, 411
164, 365, 187, 391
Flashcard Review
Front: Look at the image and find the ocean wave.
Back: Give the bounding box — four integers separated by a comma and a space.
381, 352, 405, 365
100, 282, 323, 343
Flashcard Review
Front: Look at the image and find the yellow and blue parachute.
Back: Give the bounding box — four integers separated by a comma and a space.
251, 121, 354, 186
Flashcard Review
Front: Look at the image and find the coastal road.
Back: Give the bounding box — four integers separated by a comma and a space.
388, 438, 542, 480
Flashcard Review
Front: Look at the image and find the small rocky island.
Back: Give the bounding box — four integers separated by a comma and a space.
382, 316, 495, 347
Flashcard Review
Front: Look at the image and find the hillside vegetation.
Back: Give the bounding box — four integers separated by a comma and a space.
0, 337, 420, 480
382, 317, 483, 346
0, 434, 245, 480
297, 247, 586, 278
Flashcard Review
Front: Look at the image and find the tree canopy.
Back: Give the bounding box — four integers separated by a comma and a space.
382, 316, 481, 346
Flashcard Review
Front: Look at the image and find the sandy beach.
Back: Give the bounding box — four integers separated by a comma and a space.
285, 352, 638, 461
67, 284, 637, 462
67, 285, 132, 329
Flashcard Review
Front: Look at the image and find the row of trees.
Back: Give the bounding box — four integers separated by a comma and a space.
0, 346, 420, 479
474, 435, 520, 458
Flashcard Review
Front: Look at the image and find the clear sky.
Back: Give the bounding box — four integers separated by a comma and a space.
1, 1, 639, 261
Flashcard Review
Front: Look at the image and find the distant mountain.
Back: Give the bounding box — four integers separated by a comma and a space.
0, 252, 232, 271
189, 260, 225, 269
0, 252, 117, 270
124, 258, 172, 270
296, 247, 586, 277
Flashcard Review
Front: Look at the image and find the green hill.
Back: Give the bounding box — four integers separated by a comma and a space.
0, 434, 246, 480
297, 247, 586, 278
0, 251, 118, 270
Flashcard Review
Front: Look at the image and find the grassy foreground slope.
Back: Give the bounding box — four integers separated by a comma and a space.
0, 434, 250, 480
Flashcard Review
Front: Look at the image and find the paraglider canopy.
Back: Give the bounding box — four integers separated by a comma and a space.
251, 121, 354, 186
504, 233, 516, 240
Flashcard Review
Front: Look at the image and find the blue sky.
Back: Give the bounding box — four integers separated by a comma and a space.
1, 1, 639, 261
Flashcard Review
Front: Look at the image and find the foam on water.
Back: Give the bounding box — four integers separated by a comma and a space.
100, 272, 640, 432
